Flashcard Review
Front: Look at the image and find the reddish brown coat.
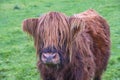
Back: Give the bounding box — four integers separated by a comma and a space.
22, 9, 110, 80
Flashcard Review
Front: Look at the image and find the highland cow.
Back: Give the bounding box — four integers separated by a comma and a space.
22, 9, 110, 80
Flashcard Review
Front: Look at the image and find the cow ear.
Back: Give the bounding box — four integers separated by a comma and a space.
69, 17, 81, 40
22, 18, 38, 37
71, 24, 80, 38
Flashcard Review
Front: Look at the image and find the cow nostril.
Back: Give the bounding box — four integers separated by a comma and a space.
43, 54, 47, 59
52, 54, 57, 59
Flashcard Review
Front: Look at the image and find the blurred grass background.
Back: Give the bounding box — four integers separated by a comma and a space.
0, 0, 120, 80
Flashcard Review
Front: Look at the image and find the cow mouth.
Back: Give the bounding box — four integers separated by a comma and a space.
46, 63, 57, 67
45, 63, 61, 69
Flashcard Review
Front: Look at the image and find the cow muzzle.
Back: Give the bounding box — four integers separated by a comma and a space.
41, 53, 60, 65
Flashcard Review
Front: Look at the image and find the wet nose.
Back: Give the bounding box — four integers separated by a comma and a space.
42, 53, 57, 63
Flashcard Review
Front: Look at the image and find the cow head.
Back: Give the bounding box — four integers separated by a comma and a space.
22, 12, 70, 67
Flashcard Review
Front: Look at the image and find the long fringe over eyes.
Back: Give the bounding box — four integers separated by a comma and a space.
35, 12, 70, 51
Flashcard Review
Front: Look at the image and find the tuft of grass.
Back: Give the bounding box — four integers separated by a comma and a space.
0, 0, 120, 80
13, 5, 21, 10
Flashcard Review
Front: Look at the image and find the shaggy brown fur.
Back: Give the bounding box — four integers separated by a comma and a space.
69, 9, 110, 80
22, 9, 110, 80
23, 12, 71, 80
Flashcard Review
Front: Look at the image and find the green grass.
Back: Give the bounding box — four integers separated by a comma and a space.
0, 0, 120, 80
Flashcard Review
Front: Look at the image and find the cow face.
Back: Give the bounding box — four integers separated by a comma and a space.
22, 12, 70, 67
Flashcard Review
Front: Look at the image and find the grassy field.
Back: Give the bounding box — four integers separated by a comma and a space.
0, 0, 120, 80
